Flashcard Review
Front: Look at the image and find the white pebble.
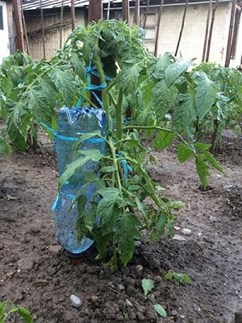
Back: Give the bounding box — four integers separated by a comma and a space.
181, 228, 192, 235
70, 294, 82, 308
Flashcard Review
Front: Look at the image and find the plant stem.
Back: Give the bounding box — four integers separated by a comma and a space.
124, 124, 196, 153
116, 90, 123, 141
93, 55, 110, 131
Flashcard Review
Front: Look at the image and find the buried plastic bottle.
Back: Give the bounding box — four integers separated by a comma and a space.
52, 106, 106, 255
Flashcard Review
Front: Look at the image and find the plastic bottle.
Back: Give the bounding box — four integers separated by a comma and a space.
53, 106, 106, 256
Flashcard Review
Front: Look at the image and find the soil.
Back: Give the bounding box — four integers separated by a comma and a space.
0, 131, 242, 323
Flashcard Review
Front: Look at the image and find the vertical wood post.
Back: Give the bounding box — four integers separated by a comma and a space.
122, 0, 129, 23
89, 0, 103, 22
143, 0, 150, 28
225, 0, 237, 67
60, 0, 64, 48
205, 0, 219, 62
134, 0, 140, 25
71, 0, 76, 30
154, 0, 164, 57
21, 0, 29, 54
175, 0, 189, 57
202, 0, 212, 62
12, 0, 24, 51
40, 0, 46, 58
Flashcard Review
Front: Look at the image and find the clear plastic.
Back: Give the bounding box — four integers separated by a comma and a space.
53, 106, 106, 255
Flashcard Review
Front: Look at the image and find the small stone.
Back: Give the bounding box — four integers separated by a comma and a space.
136, 264, 143, 272
171, 309, 178, 316
17, 257, 34, 271
181, 228, 192, 235
154, 275, 162, 283
125, 299, 133, 307
48, 245, 62, 253
173, 234, 186, 241
134, 240, 142, 247
70, 294, 82, 308
118, 284, 125, 291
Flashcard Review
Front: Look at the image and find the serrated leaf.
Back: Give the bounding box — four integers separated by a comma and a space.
14, 306, 33, 323
153, 80, 178, 119
115, 213, 141, 266
150, 214, 167, 240
165, 61, 191, 87
141, 278, 154, 298
181, 274, 193, 285
59, 149, 102, 189
172, 92, 197, 133
194, 142, 211, 151
168, 200, 184, 209
164, 271, 174, 281
203, 151, 223, 172
50, 67, 79, 106
177, 143, 194, 163
194, 72, 218, 121
154, 130, 174, 150
153, 304, 167, 318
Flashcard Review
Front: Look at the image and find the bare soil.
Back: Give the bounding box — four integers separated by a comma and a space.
0, 132, 242, 323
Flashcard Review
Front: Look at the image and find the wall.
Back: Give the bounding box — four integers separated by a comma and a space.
25, 9, 85, 60
0, 0, 10, 63
140, 2, 241, 68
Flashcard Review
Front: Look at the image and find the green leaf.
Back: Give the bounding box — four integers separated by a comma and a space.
177, 143, 194, 163
172, 92, 197, 133
150, 214, 167, 240
0, 301, 8, 319
115, 213, 141, 266
167, 200, 184, 210
141, 278, 154, 298
117, 63, 143, 93
181, 274, 193, 285
59, 149, 102, 189
203, 151, 223, 172
194, 72, 218, 121
153, 80, 178, 119
50, 67, 79, 106
195, 156, 210, 190
194, 142, 211, 151
164, 271, 174, 281
13, 306, 33, 323
100, 166, 116, 173
153, 304, 167, 318
154, 130, 174, 150
165, 60, 191, 87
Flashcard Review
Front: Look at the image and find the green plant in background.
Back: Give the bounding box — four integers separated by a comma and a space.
164, 271, 192, 285
141, 278, 167, 318
0, 301, 33, 323
192, 62, 242, 151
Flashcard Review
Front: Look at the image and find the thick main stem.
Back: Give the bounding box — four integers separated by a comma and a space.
116, 90, 123, 141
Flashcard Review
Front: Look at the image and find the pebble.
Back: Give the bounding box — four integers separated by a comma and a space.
181, 228, 192, 235
125, 299, 133, 307
134, 240, 142, 247
48, 245, 62, 253
70, 294, 82, 308
173, 234, 186, 241
17, 257, 34, 271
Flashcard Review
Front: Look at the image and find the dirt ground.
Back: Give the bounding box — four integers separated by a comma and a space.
0, 131, 242, 323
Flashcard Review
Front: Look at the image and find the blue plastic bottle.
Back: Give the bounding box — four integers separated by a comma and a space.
53, 106, 106, 255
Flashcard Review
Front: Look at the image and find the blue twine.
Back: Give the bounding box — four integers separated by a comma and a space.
116, 153, 132, 180
40, 122, 105, 143
76, 63, 111, 110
